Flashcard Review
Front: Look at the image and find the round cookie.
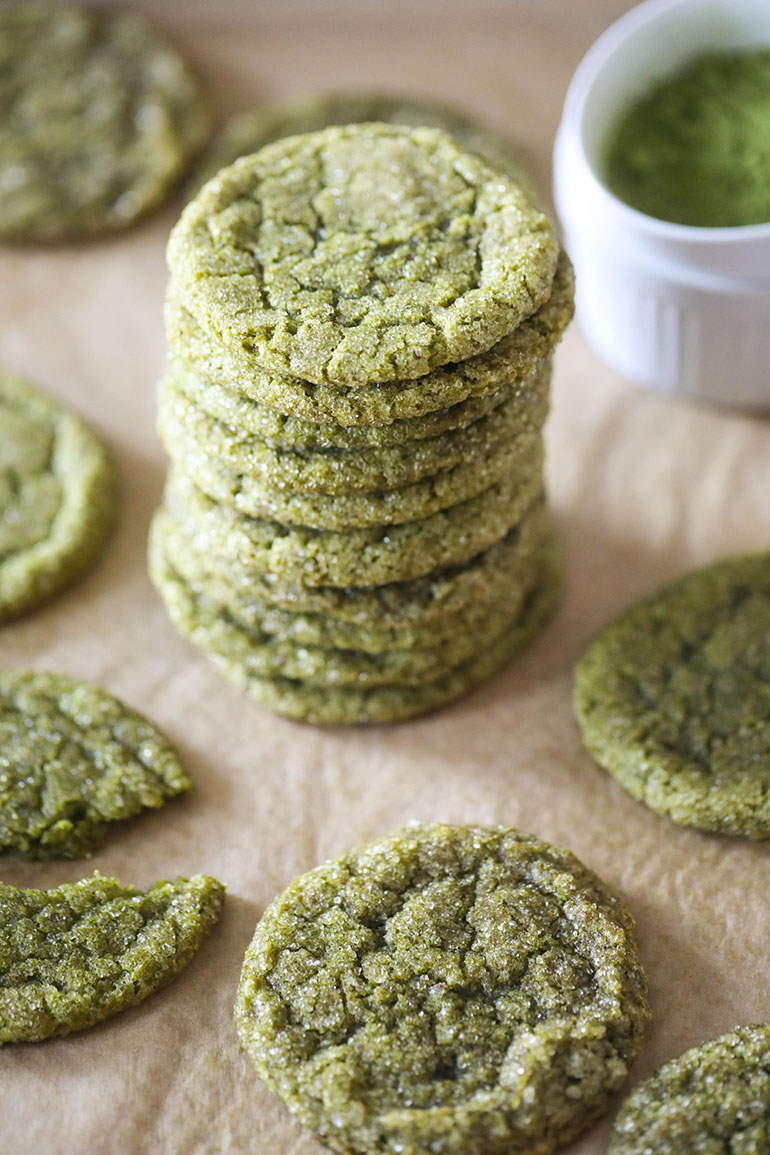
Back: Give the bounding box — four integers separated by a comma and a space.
574, 552, 770, 838
149, 496, 546, 628
189, 90, 540, 201
161, 465, 545, 588
149, 546, 560, 724
161, 420, 542, 530
0, 873, 223, 1043
151, 500, 549, 652
0, 5, 209, 242
164, 249, 573, 424
157, 363, 550, 494
608, 1024, 770, 1154
149, 539, 546, 688
0, 370, 115, 623
169, 361, 522, 450
167, 123, 559, 386
235, 823, 649, 1151
0, 669, 191, 860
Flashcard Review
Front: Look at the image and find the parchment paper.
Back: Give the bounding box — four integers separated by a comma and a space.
2, 3, 770, 1152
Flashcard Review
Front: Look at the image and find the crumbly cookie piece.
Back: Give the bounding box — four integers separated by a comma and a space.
235, 823, 649, 1150
149, 547, 560, 725
151, 501, 549, 652
164, 251, 573, 424
189, 90, 540, 201
157, 363, 550, 495
168, 123, 559, 386
0, 4, 208, 242
149, 495, 546, 627
0, 873, 223, 1043
0, 370, 115, 623
161, 464, 545, 588
0, 669, 191, 860
608, 1024, 770, 1154
574, 552, 770, 838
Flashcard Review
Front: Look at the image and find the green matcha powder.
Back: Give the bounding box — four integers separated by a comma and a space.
605, 49, 770, 227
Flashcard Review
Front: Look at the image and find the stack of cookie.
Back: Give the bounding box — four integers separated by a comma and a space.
149, 122, 573, 724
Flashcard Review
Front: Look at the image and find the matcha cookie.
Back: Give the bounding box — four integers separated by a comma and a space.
0, 5, 209, 242
151, 501, 549, 652
168, 123, 559, 386
190, 90, 539, 201
235, 823, 649, 1152
150, 548, 559, 724
0, 873, 223, 1044
149, 541, 545, 688
149, 496, 546, 629
574, 552, 770, 838
161, 465, 545, 588
158, 365, 550, 495
161, 419, 542, 530
608, 1024, 770, 1154
164, 250, 573, 424
167, 357, 545, 450
0, 370, 115, 623
0, 669, 191, 860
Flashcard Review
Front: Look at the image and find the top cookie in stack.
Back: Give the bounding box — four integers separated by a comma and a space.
149, 121, 573, 724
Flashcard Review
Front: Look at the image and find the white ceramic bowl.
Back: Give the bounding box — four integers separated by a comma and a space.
553, 0, 770, 408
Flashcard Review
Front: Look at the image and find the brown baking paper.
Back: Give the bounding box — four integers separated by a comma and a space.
2, 3, 770, 1152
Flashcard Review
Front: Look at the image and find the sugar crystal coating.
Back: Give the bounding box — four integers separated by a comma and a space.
574, 552, 770, 838
0, 669, 192, 860
0, 873, 224, 1043
608, 1023, 770, 1153
236, 823, 649, 1152
168, 123, 559, 386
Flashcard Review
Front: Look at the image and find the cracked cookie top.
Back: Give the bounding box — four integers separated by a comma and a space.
168, 123, 559, 387
0, 669, 192, 860
235, 822, 649, 1155
574, 552, 770, 839
0, 873, 223, 1043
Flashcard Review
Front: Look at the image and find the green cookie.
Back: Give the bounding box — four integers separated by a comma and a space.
574, 552, 770, 838
608, 1024, 770, 1154
190, 90, 540, 203
157, 361, 550, 495
150, 500, 549, 653
168, 123, 559, 386
0, 5, 209, 242
235, 823, 649, 1153
0, 873, 223, 1043
0, 370, 115, 623
149, 495, 546, 630
161, 420, 542, 530
164, 250, 573, 424
0, 669, 191, 860
161, 463, 545, 588
149, 537, 547, 689
169, 361, 520, 450
150, 555, 559, 724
